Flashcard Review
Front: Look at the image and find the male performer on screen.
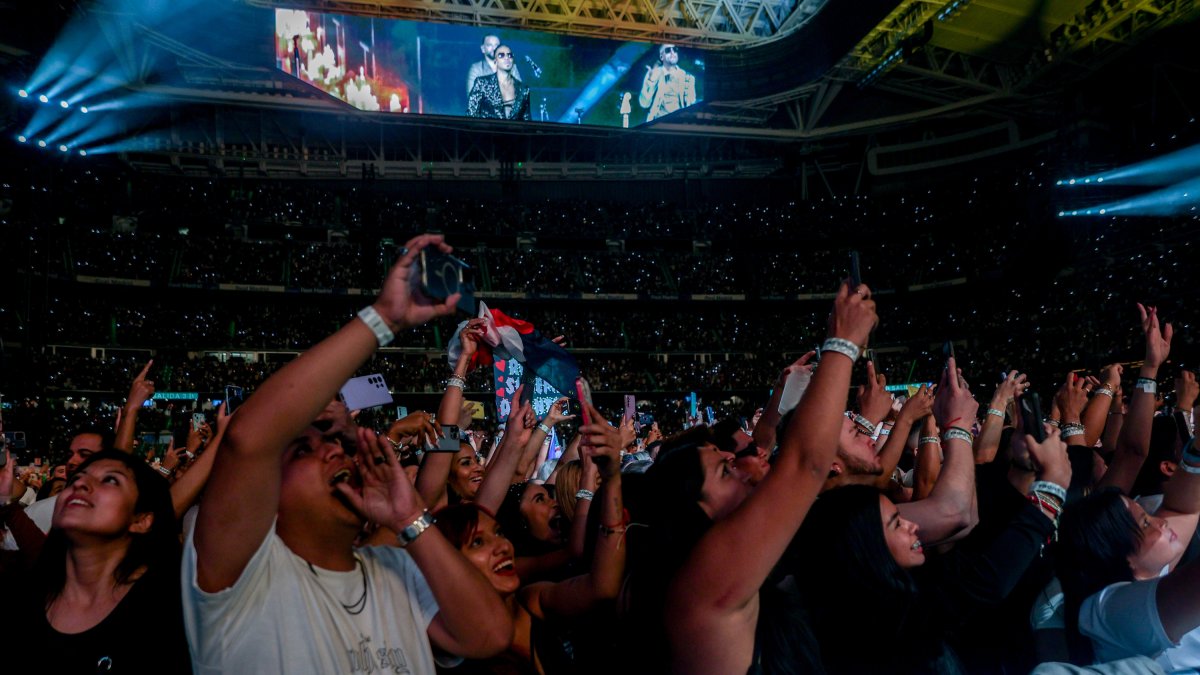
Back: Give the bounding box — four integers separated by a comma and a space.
639, 44, 696, 123
467, 34, 522, 96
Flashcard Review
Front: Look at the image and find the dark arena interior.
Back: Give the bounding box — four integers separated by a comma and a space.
2, 1, 1200, 673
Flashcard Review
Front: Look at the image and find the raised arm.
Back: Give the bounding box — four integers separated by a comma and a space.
524, 403, 626, 619
976, 371, 1026, 464
666, 280, 877, 675
168, 403, 229, 520
113, 360, 155, 453
872, 385, 934, 490
752, 352, 816, 452
514, 398, 572, 482
416, 319, 485, 508
342, 428, 512, 657
474, 391, 532, 514
194, 234, 460, 592
1100, 304, 1171, 493
1080, 365, 1122, 447
897, 358, 979, 543
857, 360, 893, 431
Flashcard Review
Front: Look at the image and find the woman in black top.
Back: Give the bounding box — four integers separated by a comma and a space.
1, 450, 191, 674
468, 44, 531, 120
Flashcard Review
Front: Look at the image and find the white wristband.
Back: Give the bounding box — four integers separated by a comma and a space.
357, 306, 395, 347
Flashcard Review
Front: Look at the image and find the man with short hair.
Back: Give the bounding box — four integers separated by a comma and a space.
466, 34, 522, 96
184, 234, 512, 674
639, 44, 696, 122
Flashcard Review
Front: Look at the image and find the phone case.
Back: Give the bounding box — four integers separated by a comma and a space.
338, 374, 394, 412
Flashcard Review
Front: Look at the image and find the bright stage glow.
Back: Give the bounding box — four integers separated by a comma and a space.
38, 94, 49, 103
60, 100, 69, 108
17, 135, 26, 143
36, 139, 47, 147
78, 149, 87, 156
80, 106, 88, 113
18, 89, 28, 98
58, 144, 68, 152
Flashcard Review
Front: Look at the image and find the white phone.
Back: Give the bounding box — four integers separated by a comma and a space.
338, 374, 394, 412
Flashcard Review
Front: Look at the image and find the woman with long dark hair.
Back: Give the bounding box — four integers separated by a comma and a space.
0, 449, 191, 673
795, 427, 1068, 675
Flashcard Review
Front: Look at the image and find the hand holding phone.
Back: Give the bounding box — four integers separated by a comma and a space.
576, 378, 594, 427
849, 250, 862, 289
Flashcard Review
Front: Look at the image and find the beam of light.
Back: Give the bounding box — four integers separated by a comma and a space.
38, 94, 49, 103
37, 139, 47, 147
21, 104, 74, 141
557, 43, 651, 124
1066, 176, 1200, 217
16, 135, 26, 143
1065, 143, 1200, 187
17, 89, 28, 98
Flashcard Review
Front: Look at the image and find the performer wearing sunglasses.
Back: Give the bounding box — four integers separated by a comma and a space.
639, 44, 696, 123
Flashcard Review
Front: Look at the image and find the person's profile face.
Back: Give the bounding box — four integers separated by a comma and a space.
482, 36, 500, 58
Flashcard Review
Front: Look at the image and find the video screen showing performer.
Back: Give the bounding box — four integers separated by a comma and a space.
274, 9, 705, 127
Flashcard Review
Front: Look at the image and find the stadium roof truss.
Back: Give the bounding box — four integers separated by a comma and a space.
243, 0, 831, 46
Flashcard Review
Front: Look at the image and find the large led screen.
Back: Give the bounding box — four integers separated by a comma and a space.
274, 9, 704, 127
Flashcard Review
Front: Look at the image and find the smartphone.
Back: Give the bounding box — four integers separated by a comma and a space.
942, 340, 955, 361
561, 400, 571, 416
688, 392, 698, 420
777, 367, 812, 415
396, 406, 409, 420
191, 413, 206, 432
849, 250, 862, 289
576, 378, 594, 426
705, 406, 716, 426
866, 348, 877, 365
225, 385, 245, 414
418, 249, 477, 315
1019, 392, 1047, 443
434, 425, 462, 452
338, 374, 393, 412
624, 395, 636, 422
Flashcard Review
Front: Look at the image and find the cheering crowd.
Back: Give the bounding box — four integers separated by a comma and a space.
4, 228, 1200, 675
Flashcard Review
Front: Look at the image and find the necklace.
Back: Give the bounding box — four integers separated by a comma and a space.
307, 555, 369, 615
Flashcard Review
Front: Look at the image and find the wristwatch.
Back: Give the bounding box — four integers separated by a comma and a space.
397, 510, 435, 547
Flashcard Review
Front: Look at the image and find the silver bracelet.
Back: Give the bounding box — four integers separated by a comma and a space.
156, 464, 173, 477
853, 414, 878, 437
357, 306, 395, 347
537, 422, 552, 435
1029, 480, 1067, 502
1093, 387, 1114, 398
575, 489, 594, 501
446, 375, 466, 390
397, 510, 435, 547
821, 337, 861, 363
942, 428, 973, 444
1061, 427, 1085, 439
918, 436, 941, 446
986, 408, 1005, 419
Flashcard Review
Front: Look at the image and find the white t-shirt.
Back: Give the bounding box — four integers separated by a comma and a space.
182, 522, 440, 675
1079, 576, 1200, 673
1, 494, 57, 550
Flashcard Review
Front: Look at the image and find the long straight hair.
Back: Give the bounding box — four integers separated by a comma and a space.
34, 450, 179, 608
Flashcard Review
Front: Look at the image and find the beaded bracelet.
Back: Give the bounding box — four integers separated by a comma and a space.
446, 376, 466, 390
1093, 387, 1114, 398
986, 408, 1005, 419
918, 436, 941, 446
575, 489, 595, 502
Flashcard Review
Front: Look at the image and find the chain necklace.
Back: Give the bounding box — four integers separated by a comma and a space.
307, 555, 369, 615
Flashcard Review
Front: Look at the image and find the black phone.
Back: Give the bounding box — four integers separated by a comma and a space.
866, 348, 877, 365
849, 250, 862, 289
418, 249, 477, 315
1019, 392, 1047, 443
225, 385, 245, 414
943, 340, 955, 361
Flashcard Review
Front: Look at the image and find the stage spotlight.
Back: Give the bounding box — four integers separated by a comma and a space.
1099, 209, 1106, 215
36, 139, 46, 147
17, 89, 28, 98
58, 144, 68, 152
80, 106, 88, 114
1058, 211, 1065, 217
1097, 177, 1103, 182
59, 100, 69, 108
17, 135, 26, 143
1068, 179, 1076, 185
1056, 180, 1063, 185
38, 94, 48, 103
78, 149, 87, 156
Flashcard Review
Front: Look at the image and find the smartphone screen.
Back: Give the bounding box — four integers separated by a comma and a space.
225, 385, 245, 414
849, 250, 862, 289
